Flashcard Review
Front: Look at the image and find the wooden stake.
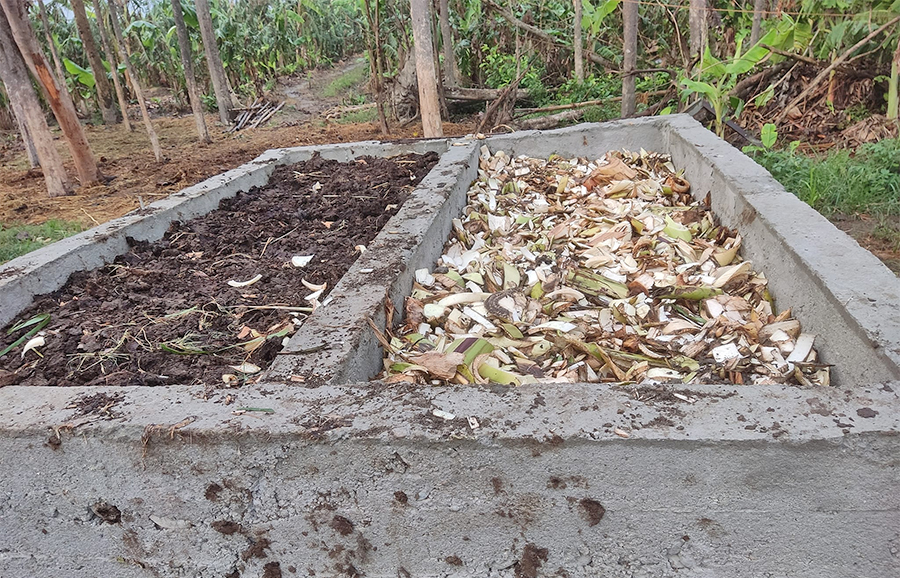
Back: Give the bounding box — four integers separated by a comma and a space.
410, 0, 443, 137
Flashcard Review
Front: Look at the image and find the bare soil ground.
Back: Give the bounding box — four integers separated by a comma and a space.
0, 58, 474, 230
0, 115, 473, 226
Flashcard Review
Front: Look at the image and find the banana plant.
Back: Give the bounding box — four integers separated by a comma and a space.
582, 0, 620, 36
680, 16, 801, 137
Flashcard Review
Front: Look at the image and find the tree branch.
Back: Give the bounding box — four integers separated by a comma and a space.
485, 0, 614, 71
776, 15, 900, 124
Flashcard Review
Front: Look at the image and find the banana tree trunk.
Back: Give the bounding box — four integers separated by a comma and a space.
573, 0, 584, 81
34, 0, 66, 92
888, 36, 899, 120
9, 95, 40, 167
107, 0, 162, 162
438, 0, 459, 87
750, 0, 766, 45
91, 0, 131, 131
410, 0, 442, 137
0, 7, 72, 196
195, 0, 233, 125
363, 0, 389, 135
0, 0, 100, 186
621, 0, 638, 117
170, 0, 211, 143
689, 0, 708, 66
70, 0, 117, 125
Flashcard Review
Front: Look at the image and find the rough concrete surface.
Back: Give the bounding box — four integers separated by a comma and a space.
1, 118, 899, 577
1, 381, 898, 577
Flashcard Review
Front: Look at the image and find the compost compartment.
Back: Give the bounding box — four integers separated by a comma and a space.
0, 152, 438, 387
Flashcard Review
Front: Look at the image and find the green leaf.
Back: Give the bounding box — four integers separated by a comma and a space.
681, 78, 718, 101
8, 313, 50, 335
727, 42, 771, 76
285, 9, 305, 25
792, 22, 813, 52
122, 20, 158, 36
761, 123, 778, 148
701, 46, 726, 78
582, 0, 620, 35
754, 86, 775, 107
181, 4, 199, 28
729, 96, 745, 119
63, 58, 94, 88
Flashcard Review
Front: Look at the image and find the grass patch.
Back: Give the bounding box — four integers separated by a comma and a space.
336, 107, 378, 124
0, 220, 85, 264
322, 61, 369, 99
749, 138, 900, 217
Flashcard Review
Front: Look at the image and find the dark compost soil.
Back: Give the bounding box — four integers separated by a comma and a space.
0, 152, 439, 387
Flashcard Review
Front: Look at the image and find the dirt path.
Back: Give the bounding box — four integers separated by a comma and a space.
275, 56, 369, 121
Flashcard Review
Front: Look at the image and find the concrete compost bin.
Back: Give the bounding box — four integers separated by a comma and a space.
1, 115, 898, 578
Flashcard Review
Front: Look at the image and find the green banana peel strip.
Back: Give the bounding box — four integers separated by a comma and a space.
566, 269, 629, 300
663, 215, 692, 242
446, 337, 494, 367
0, 313, 51, 359
672, 304, 707, 326
477, 362, 521, 386
657, 286, 722, 300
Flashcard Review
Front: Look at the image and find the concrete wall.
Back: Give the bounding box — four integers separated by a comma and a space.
1, 381, 898, 578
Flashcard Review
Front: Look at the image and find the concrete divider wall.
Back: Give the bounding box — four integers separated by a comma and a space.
267, 142, 481, 384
